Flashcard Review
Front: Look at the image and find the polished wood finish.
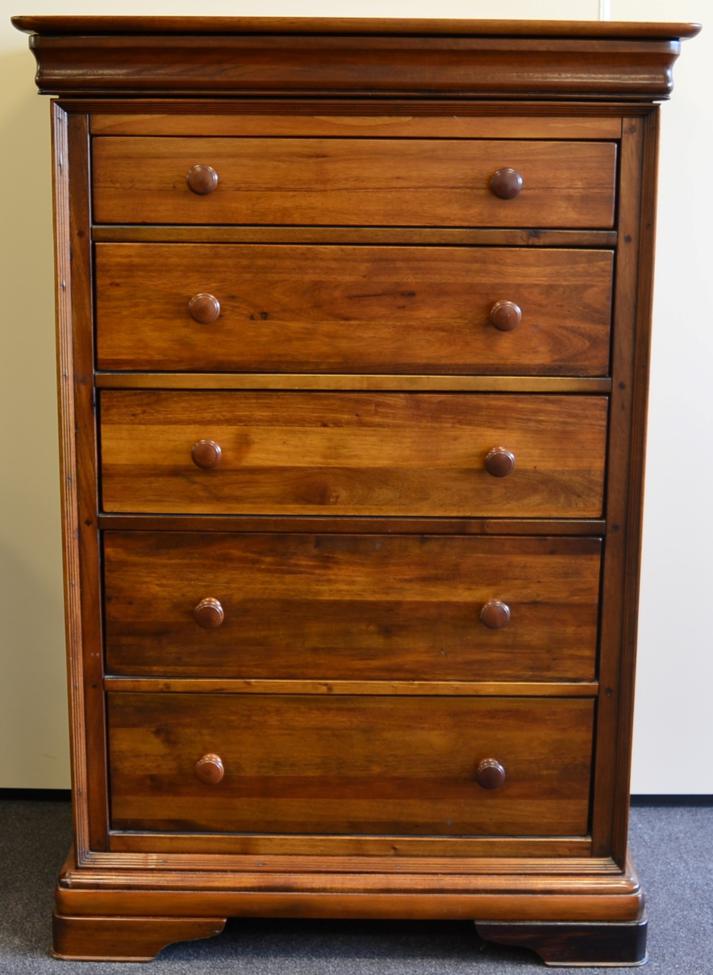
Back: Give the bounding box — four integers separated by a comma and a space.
185, 163, 219, 196
475, 758, 507, 790
489, 168, 523, 200
95, 245, 613, 375
12, 16, 701, 37
103, 532, 601, 681
192, 597, 224, 630
52, 913, 226, 962
104, 678, 599, 698
96, 373, 613, 393
187, 292, 221, 325
488, 300, 522, 333
50, 107, 108, 854
100, 391, 607, 517
107, 693, 593, 835
484, 446, 517, 478
13, 17, 699, 100
190, 438, 222, 470
93, 225, 619, 247
92, 138, 617, 228
90, 112, 624, 139
194, 753, 225, 785
475, 917, 648, 966
98, 513, 607, 536
54, 843, 644, 921
479, 600, 512, 630
13, 13, 695, 966
105, 833, 593, 857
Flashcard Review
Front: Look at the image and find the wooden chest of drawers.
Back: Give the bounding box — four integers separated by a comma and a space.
13, 14, 699, 967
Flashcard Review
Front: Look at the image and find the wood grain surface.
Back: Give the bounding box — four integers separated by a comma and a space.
95, 244, 613, 375
92, 138, 617, 228
107, 693, 594, 836
103, 531, 601, 681
99, 391, 608, 517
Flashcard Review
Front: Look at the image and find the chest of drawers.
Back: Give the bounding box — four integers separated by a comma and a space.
13, 15, 698, 966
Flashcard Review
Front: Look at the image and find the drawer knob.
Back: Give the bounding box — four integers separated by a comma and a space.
191, 439, 222, 470
484, 446, 516, 478
195, 753, 225, 785
186, 163, 219, 195
188, 292, 221, 324
489, 300, 522, 332
489, 168, 524, 200
475, 758, 506, 790
480, 600, 511, 629
193, 597, 225, 629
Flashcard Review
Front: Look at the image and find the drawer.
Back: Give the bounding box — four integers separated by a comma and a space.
108, 693, 594, 835
92, 137, 617, 228
104, 532, 601, 681
95, 244, 613, 375
99, 391, 607, 517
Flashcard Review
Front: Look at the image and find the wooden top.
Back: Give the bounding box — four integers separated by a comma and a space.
11, 16, 701, 39
11, 16, 700, 100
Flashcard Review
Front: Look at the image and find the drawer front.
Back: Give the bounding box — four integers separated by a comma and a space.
99, 391, 608, 517
92, 137, 617, 228
95, 244, 613, 375
108, 693, 593, 835
104, 532, 601, 681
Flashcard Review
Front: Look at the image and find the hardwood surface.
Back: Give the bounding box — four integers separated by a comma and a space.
95, 374, 612, 393
12, 16, 702, 38
92, 226, 619, 247
92, 138, 617, 228
99, 391, 608, 516
13, 12, 696, 966
90, 112, 623, 138
13, 18, 698, 100
53, 914, 226, 962
95, 244, 613, 375
107, 693, 594, 836
103, 531, 601, 680
475, 917, 648, 966
104, 678, 599, 698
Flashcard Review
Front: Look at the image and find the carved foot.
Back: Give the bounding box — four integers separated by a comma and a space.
52, 912, 227, 961
475, 917, 647, 967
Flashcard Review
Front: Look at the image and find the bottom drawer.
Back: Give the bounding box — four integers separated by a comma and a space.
108, 693, 593, 837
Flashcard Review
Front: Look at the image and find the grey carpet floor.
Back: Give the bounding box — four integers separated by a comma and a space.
1, 801, 711, 974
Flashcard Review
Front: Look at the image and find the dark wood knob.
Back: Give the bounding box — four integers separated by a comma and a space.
480, 600, 511, 629
475, 758, 506, 790
484, 446, 516, 478
186, 164, 219, 195
188, 293, 221, 324
489, 168, 524, 200
191, 439, 222, 470
194, 753, 224, 785
193, 597, 225, 629
489, 300, 522, 332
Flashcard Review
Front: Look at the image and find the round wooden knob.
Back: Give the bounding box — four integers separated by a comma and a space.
191, 439, 222, 470
194, 753, 224, 785
489, 300, 522, 332
480, 600, 511, 629
188, 293, 221, 324
475, 758, 506, 790
484, 446, 516, 478
489, 168, 524, 200
193, 597, 225, 629
186, 164, 219, 195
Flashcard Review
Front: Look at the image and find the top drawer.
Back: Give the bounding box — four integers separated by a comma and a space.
92, 138, 617, 228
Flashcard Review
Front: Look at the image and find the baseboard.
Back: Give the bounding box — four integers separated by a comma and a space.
1, 788, 711, 806
0, 788, 71, 801
631, 794, 713, 806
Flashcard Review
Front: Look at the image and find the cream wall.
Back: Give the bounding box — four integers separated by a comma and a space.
0, 1, 710, 792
